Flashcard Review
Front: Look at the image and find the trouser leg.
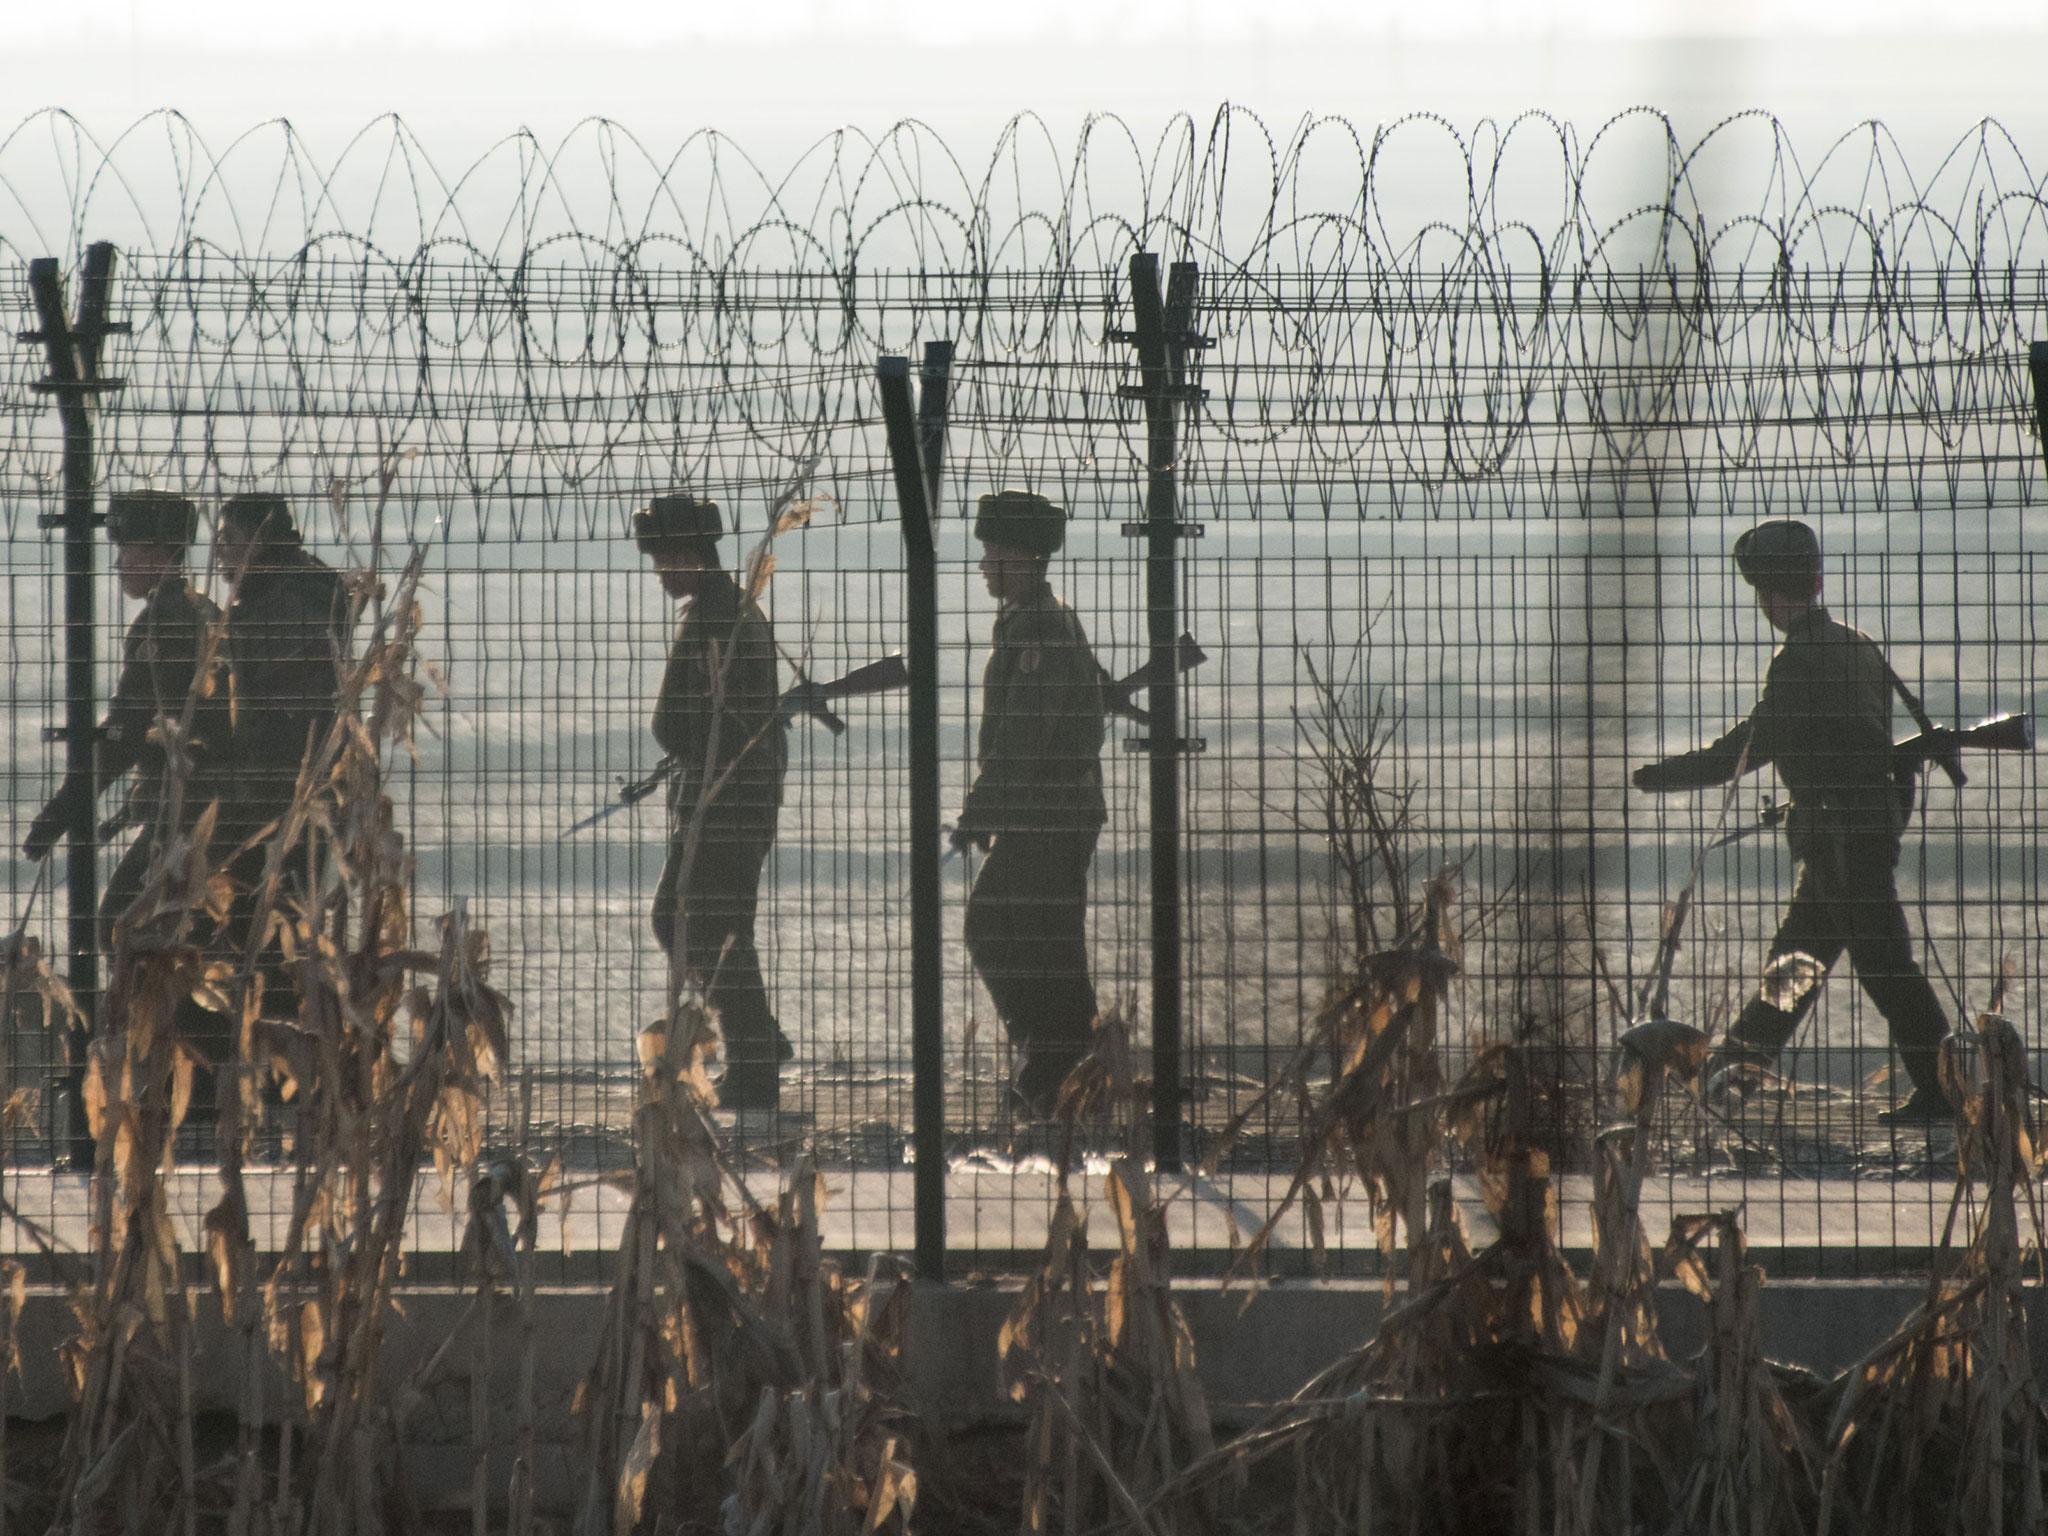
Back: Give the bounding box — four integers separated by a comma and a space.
97, 833, 158, 958
1839, 860, 1949, 1098
98, 830, 232, 1131
964, 829, 1100, 1097
664, 824, 785, 1087
651, 838, 683, 960
1726, 836, 1949, 1098
1725, 863, 1847, 1067
220, 797, 300, 1019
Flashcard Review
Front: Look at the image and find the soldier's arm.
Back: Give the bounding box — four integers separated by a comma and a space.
1633, 649, 1799, 793
98, 593, 202, 791
714, 608, 782, 753
650, 635, 709, 763
960, 608, 1103, 827
1632, 716, 1759, 792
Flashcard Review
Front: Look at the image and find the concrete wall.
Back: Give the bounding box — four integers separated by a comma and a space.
5, 1278, 2029, 1514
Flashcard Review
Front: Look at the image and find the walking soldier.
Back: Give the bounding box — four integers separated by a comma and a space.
954, 490, 1107, 1115
216, 492, 348, 837
22, 491, 234, 952
1631, 518, 1952, 1121
638, 494, 792, 1109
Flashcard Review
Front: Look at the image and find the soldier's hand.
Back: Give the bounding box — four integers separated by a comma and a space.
1631, 764, 1671, 793
23, 801, 66, 861
948, 823, 990, 855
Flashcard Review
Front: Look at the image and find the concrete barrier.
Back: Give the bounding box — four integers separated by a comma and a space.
6, 1277, 2034, 1514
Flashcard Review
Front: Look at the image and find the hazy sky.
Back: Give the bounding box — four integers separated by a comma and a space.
6, 1, 2044, 170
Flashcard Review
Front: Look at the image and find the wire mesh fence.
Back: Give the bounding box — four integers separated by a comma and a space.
2, 109, 2046, 1280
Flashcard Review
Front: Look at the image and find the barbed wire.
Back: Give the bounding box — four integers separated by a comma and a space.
2, 107, 2046, 543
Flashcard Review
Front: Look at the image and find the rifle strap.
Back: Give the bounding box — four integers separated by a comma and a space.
1884, 659, 1941, 742
1883, 654, 1968, 792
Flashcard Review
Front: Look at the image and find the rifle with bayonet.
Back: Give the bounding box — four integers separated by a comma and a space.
560, 655, 911, 839
1710, 711, 2034, 851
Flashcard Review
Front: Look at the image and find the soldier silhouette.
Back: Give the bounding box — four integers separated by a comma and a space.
24, 491, 234, 951
953, 490, 1107, 1116
1632, 518, 1952, 1122
637, 493, 792, 1110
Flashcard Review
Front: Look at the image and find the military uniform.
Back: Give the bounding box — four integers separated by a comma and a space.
639, 497, 790, 1103
97, 579, 236, 951
24, 493, 234, 953
958, 491, 1107, 1110
1634, 521, 1948, 1103
222, 497, 348, 831
215, 496, 350, 1027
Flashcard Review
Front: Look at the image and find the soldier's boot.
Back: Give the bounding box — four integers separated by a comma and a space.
719, 1010, 788, 1112
720, 1059, 781, 1112
1012, 1052, 1078, 1120
1858, 961, 1953, 1122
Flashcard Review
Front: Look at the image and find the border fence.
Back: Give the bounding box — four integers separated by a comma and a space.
4, 108, 2048, 1281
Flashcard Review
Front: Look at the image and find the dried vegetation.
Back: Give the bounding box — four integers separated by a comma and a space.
2, 558, 2045, 1536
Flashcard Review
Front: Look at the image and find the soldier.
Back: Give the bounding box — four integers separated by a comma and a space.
638, 494, 792, 1109
214, 492, 349, 1023
1631, 518, 1952, 1122
22, 491, 234, 954
953, 490, 1107, 1115
215, 493, 349, 839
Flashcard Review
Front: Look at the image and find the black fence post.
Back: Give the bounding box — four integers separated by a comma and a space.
21, 243, 127, 1166
2028, 341, 2048, 472
1116, 253, 1208, 1172
878, 341, 952, 1279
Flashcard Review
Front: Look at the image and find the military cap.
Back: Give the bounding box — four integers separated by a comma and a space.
633, 493, 724, 551
107, 490, 198, 550
1733, 519, 1822, 594
972, 490, 1066, 558
220, 492, 297, 539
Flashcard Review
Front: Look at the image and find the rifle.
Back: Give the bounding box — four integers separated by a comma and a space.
560, 656, 911, 838
1710, 712, 2033, 851
1104, 632, 1208, 725
778, 653, 909, 736
945, 633, 1213, 857
1893, 711, 2033, 791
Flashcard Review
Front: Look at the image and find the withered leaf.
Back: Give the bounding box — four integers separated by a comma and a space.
615, 1401, 661, 1536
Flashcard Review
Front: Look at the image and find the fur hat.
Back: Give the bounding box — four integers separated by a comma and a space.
633, 493, 724, 552
220, 492, 298, 541
1733, 519, 1821, 594
107, 490, 198, 550
972, 489, 1065, 557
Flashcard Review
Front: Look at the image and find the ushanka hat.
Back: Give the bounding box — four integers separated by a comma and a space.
972, 489, 1065, 557
107, 490, 198, 550
1733, 519, 1822, 594
220, 492, 298, 540
633, 493, 724, 551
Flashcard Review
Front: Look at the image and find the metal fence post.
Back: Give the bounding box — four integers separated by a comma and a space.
2028, 341, 2048, 471
21, 243, 127, 1165
1116, 253, 1208, 1172
878, 341, 953, 1278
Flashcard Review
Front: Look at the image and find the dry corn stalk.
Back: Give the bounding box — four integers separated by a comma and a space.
50, 799, 229, 1536
572, 996, 798, 1536
192, 512, 511, 1536
723, 1167, 919, 1536
1, 923, 79, 1254
1814, 1011, 2048, 1536
1564, 1018, 1709, 1534
1001, 1015, 1216, 1536
1217, 872, 1462, 1280
1662, 1213, 1819, 1536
